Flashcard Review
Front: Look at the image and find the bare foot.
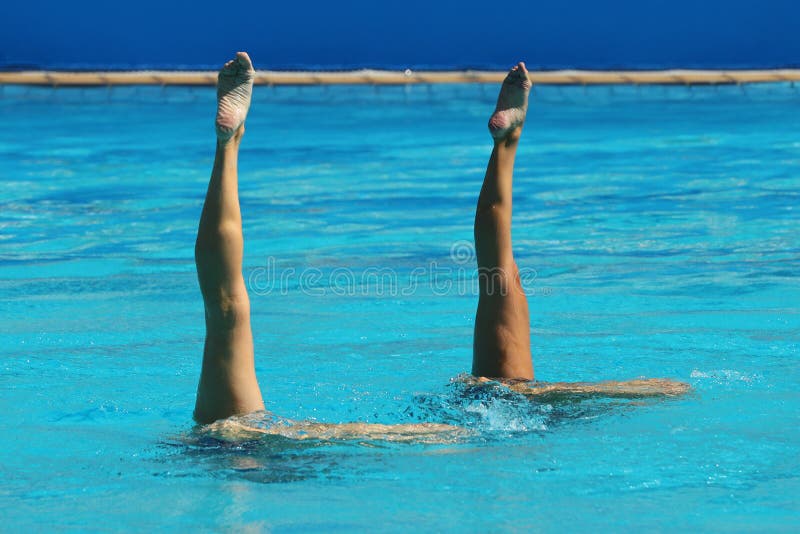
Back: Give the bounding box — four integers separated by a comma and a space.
488, 62, 531, 142
215, 52, 255, 143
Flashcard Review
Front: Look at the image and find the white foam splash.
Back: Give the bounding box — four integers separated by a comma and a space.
690, 369, 762, 383
464, 397, 548, 432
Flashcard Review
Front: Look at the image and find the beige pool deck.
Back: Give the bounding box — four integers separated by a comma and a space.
1, 69, 799, 86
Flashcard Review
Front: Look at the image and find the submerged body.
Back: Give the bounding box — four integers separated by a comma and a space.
462, 375, 690, 400
202, 414, 467, 444
191, 53, 688, 439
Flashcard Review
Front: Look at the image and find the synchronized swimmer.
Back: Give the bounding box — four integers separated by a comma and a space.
192, 52, 688, 440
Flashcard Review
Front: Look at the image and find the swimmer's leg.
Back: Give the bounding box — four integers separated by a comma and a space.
193, 52, 264, 424
461, 375, 691, 400
472, 62, 534, 380
508, 378, 691, 400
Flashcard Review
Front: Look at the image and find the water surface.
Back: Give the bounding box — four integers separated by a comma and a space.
1, 83, 798, 531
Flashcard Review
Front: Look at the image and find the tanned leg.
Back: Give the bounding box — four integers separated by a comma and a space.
472, 62, 534, 380
469, 63, 690, 398
193, 52, 264, 424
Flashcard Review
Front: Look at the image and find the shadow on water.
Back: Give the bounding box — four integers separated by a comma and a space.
157, 379, 676, 484
159, 433, 366, 484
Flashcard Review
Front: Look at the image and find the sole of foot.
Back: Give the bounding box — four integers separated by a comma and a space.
216, 52, 255, 143
488, 62, 532, 142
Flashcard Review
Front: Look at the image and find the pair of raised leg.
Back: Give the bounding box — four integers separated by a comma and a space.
193, 55, 535, 424
193, 55, 686, 426
192, 54, 533, 423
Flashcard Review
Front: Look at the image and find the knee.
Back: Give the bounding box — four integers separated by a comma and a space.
204, 292, 250, 329
474, 204, 511, 239
478, 263, 521, 296
195, 221, 242, 256
475, 202, 509, 221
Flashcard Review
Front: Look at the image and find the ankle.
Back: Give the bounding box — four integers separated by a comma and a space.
217, 124, 245, 148
492, 126, 522, 147
217, 135, 241, 151
493, 134, 521, 151
216, 141, 237, 157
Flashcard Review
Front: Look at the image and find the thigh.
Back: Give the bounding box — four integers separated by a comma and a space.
472, 265, 532, 378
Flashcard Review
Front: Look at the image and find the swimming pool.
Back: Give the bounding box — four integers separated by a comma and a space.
1, 82, 798, 531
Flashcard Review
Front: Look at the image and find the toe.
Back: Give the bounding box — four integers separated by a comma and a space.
220, 59, 236, 75
236, 51, 254, 71
508, 62, 531, 88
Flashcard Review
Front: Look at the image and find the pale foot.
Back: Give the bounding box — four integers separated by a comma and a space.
488, 62, 531, 142
215, 52, 255, 143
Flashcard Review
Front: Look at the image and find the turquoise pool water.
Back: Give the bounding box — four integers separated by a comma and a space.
1, 82, 798, 531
